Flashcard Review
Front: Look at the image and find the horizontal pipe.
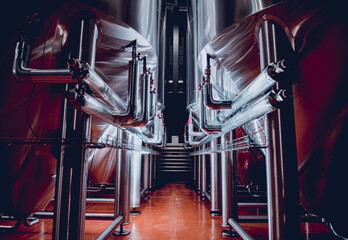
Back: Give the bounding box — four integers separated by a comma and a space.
33, 212, 114, 220
238, 202, 267, 207
12, 42, 76, 84
86, 198, 114, 203
228, 218, 254, 240
95, 215, 123, 240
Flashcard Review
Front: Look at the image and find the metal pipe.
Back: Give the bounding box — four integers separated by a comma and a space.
59, 18, 97, 240
86, 198, 114, 203
201, 145, 207, 198
189, 85, 283, 146
115, 131, 131, 225
228, 218, 254, 240
149, 150, 154, 190
188, 111, 203, 137
95, 216, 123, 240
193, 155, 197, 187
129, 110, 164, 144
77, 93, 120, 125
221, 133, 233, 227
155, 126, 167, 148
238, 203, 267, 207
68, 114, 91, 240
12, 42, 75, 84
70, 41, 152, 127
77, 90, 163, 145
200, 89, 222, 133
220, 92, 280, 134
210, 138, 221, 214
70, 59, 127, 112
205, 83, 232, 109
204, 54, 232, 110
121, 58, 154, 127
129, 136, 143, 209
0, 217, 22, 231
260, 21, 300, 240
230, 130, 238, 221
33, 212, 115, 220
197, 147, 202, 192
52, 84, 69, 240
203, 190, 211, 202
213, 60, 286, 125
23, 216, 39, 227
142, 145, 150, 194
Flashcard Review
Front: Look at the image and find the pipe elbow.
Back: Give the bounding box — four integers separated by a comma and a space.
204, 84, 232, 110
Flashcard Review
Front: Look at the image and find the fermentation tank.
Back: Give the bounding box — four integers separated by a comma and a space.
0, 0, 163, 217
1, 0, 348, 238
187, 0, 348, 231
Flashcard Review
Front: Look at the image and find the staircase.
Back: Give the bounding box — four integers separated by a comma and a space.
156, 143, 193, 184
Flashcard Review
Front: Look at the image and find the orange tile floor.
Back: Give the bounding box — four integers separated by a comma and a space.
0, 183, 337, 240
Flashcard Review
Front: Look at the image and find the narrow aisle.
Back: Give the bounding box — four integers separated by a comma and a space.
108, 184, 229, 240
106, 184, 266, 240
0, 183, 331, 240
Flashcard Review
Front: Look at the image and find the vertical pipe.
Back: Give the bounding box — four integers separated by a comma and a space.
68, 115, 91, 240
193, 155, 197, 187
201, 145, 207, 198
197, 146, 202, 192
173, 25, 179, 92
129, 136, 143, 210
260, 21, 300, 240
221, 132, 233, 227
114, 130, 131, 225
153, 154, 157, 188
210, 138, 221, 215
52, 84, 68, 240
68, 18, 97, 240
149, 149, 154, 191
53, 18, 97, 240
142, 144, 150, 195
230, 130, 238, 220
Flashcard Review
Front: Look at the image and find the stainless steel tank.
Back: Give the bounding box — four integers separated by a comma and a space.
188, 0, 348, 231
0, 0, 161, 217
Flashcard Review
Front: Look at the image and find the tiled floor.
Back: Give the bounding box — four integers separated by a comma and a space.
0, 183, 337, 240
